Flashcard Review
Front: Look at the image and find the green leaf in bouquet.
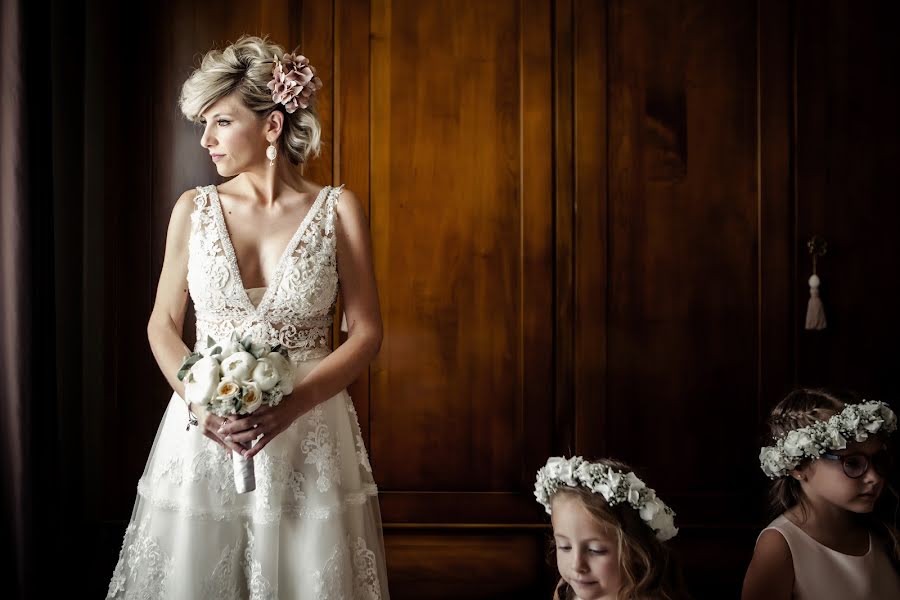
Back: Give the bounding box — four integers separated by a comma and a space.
206, 335, 215, 348
176, 353, 202, 378
270, 344, 282, 354
241, 335, 253, 350
176, 367, 190, 382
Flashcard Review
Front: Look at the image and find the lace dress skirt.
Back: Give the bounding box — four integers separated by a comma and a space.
106, 357, 390, 599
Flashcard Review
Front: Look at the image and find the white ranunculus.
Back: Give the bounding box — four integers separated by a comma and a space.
239, 381, 263, 414
183, 369, 218, 405
221, 352, 257, 381
250, 358, 280, 392
266, 352, 295, 394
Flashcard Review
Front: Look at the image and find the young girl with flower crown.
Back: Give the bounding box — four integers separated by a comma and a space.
535, 456, 689, 600
742, 389, 900, 599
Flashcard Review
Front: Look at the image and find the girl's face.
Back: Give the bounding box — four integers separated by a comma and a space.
199, 93, 271, 177
551, 494, 622, 600
797, 436, 888, 514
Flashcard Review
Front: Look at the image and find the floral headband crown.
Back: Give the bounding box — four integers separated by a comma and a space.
267, 52, 323, 114
759, 399, 897, 479
534, 456, 678, 542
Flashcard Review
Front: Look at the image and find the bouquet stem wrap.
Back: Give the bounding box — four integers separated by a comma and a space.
233, 443, 256, 494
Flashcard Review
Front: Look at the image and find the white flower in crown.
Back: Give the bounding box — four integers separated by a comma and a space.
534, 456, 678, 542
759, 400, 897, 479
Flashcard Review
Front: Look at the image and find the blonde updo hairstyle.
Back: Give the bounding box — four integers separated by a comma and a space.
179, 35, 321, 165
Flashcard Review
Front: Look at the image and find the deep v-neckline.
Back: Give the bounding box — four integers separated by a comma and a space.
209, 185, 330, 313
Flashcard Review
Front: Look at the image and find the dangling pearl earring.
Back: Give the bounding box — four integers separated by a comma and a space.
266, 142, 277, 166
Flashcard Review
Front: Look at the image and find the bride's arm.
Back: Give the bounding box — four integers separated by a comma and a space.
231, 187, 383, 458
146, 190, 194, 401
147, 189, 239, 452
290, 187, 384, 406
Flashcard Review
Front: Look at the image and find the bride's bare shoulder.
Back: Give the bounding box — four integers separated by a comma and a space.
167, 187, 204, 233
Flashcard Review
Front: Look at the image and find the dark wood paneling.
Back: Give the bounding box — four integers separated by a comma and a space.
384, 529, 553, 598
605, 0, 762, 497
368, 0, 553, 493
573, 0, 609, 461
794, 0, 900, 401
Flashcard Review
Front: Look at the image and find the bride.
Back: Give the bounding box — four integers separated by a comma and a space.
106, 35, 390, 599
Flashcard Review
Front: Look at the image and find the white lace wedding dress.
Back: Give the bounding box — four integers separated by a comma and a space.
106, 184, 390, 599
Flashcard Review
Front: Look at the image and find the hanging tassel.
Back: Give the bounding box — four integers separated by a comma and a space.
804, 236, 827, 331
805, 273, 826, 330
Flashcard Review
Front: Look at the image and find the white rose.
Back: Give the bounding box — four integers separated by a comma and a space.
239, 381, 263, 414
759, 447, 786, 478
639, 496, 663, 521
606, 470, 623, 494
627, 488, 642, 504
862, 416, 884, 434
596, 481, 613, 500
215, 378, 241, 405
558, 462, 578, 487
183, 369, 218, 405
824, 428, 847, 451
625, 472, 646, 491
221, 351, 257, 381
544, 457, 566, 479
782, 431, 805, 458
882, 406, 898, 431
266, 352, 295, 394
250, 358, 280, 392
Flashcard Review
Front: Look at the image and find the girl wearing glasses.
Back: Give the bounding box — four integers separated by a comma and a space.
742, 389, 900, 599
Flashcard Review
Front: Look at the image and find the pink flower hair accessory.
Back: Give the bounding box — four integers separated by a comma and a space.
267, 53, 323, 113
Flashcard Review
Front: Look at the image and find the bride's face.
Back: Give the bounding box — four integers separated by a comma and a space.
199, 93, 269, 177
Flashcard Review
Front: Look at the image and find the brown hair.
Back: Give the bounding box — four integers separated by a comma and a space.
765, 388, 900, 566
548, 459, 689, 600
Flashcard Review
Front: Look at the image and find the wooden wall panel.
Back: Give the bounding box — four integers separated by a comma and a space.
605, 0, 762, 501
367, 0, 553, 495
794, 0, 900, 400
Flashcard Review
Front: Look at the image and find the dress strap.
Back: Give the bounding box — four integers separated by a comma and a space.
192, 185, 215, 210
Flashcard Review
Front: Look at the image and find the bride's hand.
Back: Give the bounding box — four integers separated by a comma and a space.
218, 394, 303, 460
190, 402, 246, 454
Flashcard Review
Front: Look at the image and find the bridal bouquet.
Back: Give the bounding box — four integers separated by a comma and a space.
176, 332, 295, 493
